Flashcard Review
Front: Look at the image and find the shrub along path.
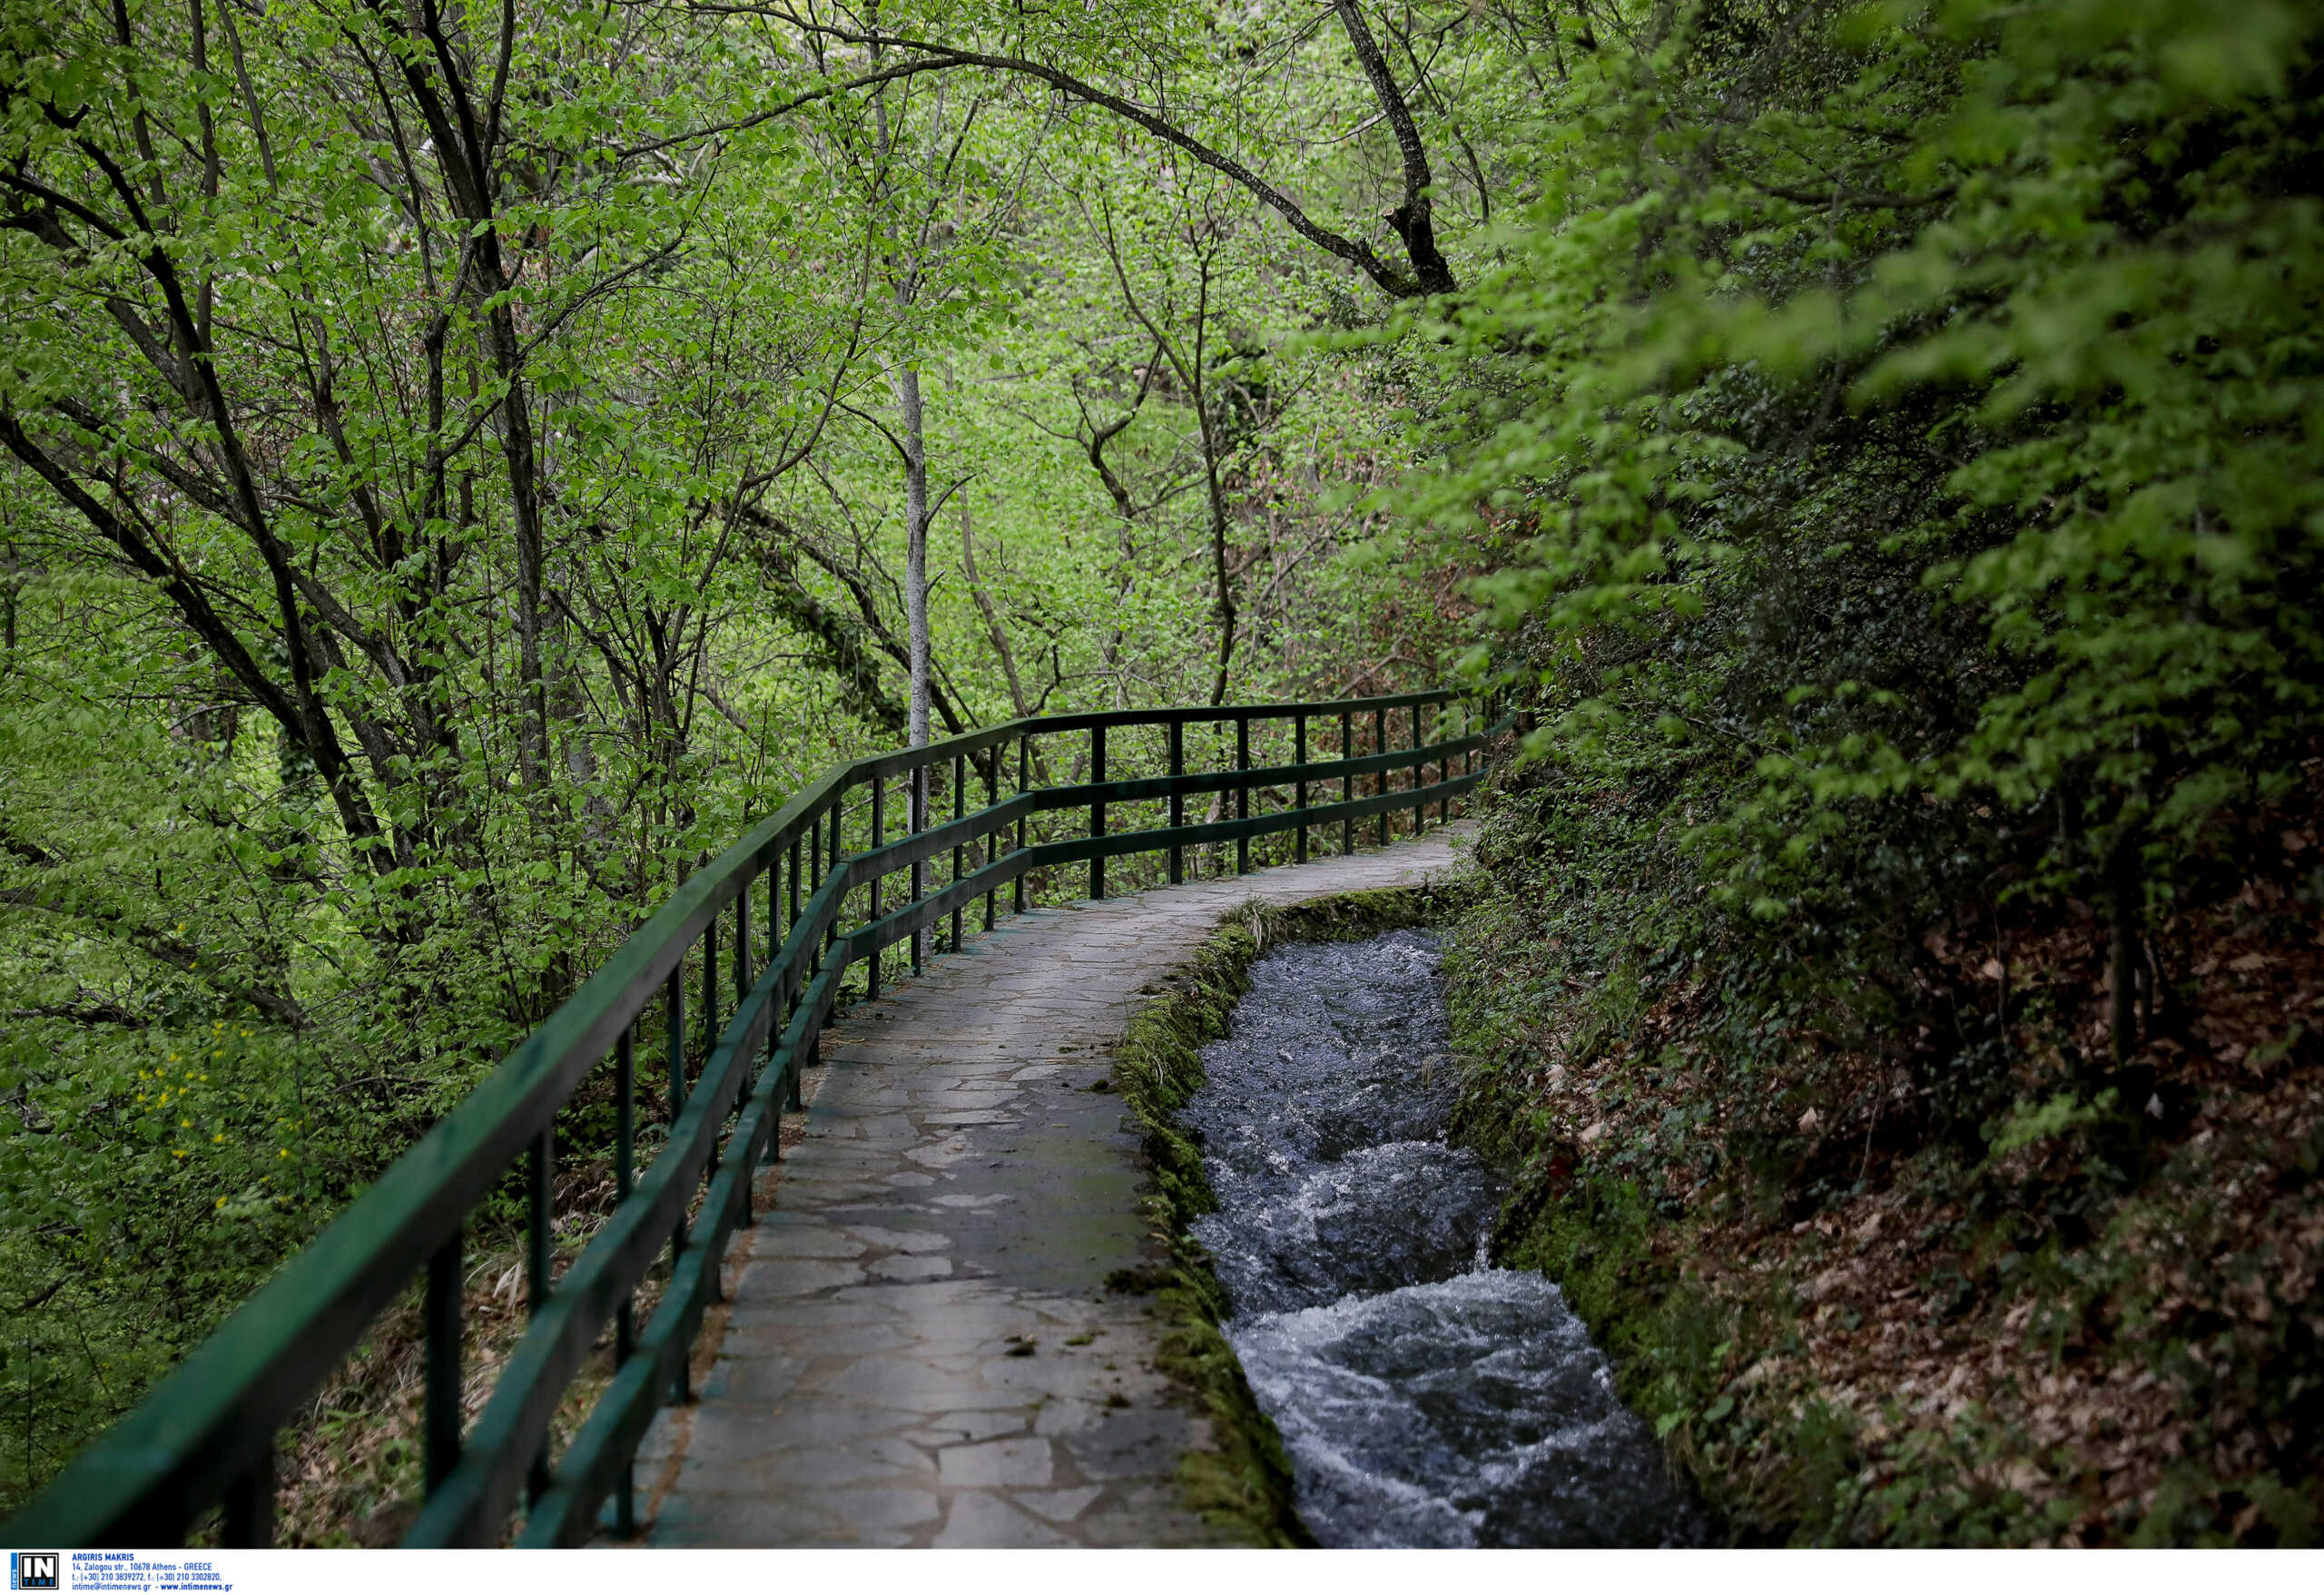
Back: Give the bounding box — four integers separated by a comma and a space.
629, 830, 1469, 1547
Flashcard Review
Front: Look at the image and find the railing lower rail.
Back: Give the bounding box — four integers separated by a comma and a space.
7, 688, 1508, 1547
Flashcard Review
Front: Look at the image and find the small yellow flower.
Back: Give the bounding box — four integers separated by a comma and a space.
172, 1149, 185, 1158
212, 1134, 224, 1144
216, 1196, 227, 1208
180, 1118, 191, 1128
278, 1148, 290, 1158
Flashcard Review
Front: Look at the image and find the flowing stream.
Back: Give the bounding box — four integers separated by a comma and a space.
1184, 930, 1705, 1548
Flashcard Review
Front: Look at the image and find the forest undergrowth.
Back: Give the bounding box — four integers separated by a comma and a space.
1447, 755, 2324, 1546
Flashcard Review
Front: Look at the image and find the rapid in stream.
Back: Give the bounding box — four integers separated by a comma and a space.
1184, 930, 1705, 1548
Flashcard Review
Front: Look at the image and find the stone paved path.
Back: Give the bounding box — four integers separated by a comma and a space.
631, 829, 1469, 1547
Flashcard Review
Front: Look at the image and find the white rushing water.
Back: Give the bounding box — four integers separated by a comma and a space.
1185, 930, 1705, 1548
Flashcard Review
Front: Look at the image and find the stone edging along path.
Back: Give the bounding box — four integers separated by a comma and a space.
626, 828, 1471, 1548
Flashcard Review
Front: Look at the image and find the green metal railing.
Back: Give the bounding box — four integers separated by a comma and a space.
8, 688, 1506, 1548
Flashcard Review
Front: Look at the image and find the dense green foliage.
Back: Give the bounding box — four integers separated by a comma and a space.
0, 0, 1456, 1509
4, 0, 2318, 1542
1405, 0, 2322, 921
1408, 0, 2324, 1547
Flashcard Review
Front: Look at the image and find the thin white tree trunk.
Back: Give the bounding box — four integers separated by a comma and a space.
894, 360, 931, 751
893, 359, 932, 965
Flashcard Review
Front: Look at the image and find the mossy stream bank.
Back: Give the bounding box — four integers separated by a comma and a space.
1107, 887, 1455, 1545
1113, 882, 1701, 1546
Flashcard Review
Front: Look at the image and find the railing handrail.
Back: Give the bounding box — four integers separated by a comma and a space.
9, 688, 1507, 1548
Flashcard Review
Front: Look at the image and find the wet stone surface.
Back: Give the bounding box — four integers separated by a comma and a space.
1189, 931, 1707, 1548
632, 832, 1467, 1548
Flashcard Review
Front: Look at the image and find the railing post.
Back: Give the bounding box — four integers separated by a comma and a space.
810, 808, 825, 974
1340, 710, 1354, 854
1436, 703, 1450, 824
1014, 733, 1029, 915
665, 968, 686, 1118
1415, 704, 1430, 830
1411, 704, 1424, 830
665, 960, 688, 1373
1414, 704, 1427, 830
739, 873, 761, 1224
735, 873, 753, 1006
983, 749, 999, 931
830, 799, 844, 970
221, 1445, 273, 1549
950, 751, 966, 951
762, 856, 782, 1151
424, 1229, 463, 1492
1468, 694, 1482, 800
1466, 697, 1476, 808
1433, 704, 1442, 818
1374, 706, 1390, 846
701, 911, 718, 1060
1384, 711, 1403, 842
1166, 720, 1185, 884
615, 1028, 636, 1351
1090, 722, 1107, 901
1236, 713, 1251, 875
792, 839, 811, 1099
527, 1131, 553, 1314
1295, 713, 1308, 864
763, 855, 780, 1077
869, 776, 884, 999
911, 763, 926, 976
526, 1125, 556, 1501
613, 1052, 635, 1529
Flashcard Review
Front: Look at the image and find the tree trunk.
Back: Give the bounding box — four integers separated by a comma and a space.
1330, 0, 1458, 295
487, 301, 550, 792
1197, 388, 1237, 706
893, 359, 932, 964
894, 362, 932, 752
2108, 834, 2142, 1065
